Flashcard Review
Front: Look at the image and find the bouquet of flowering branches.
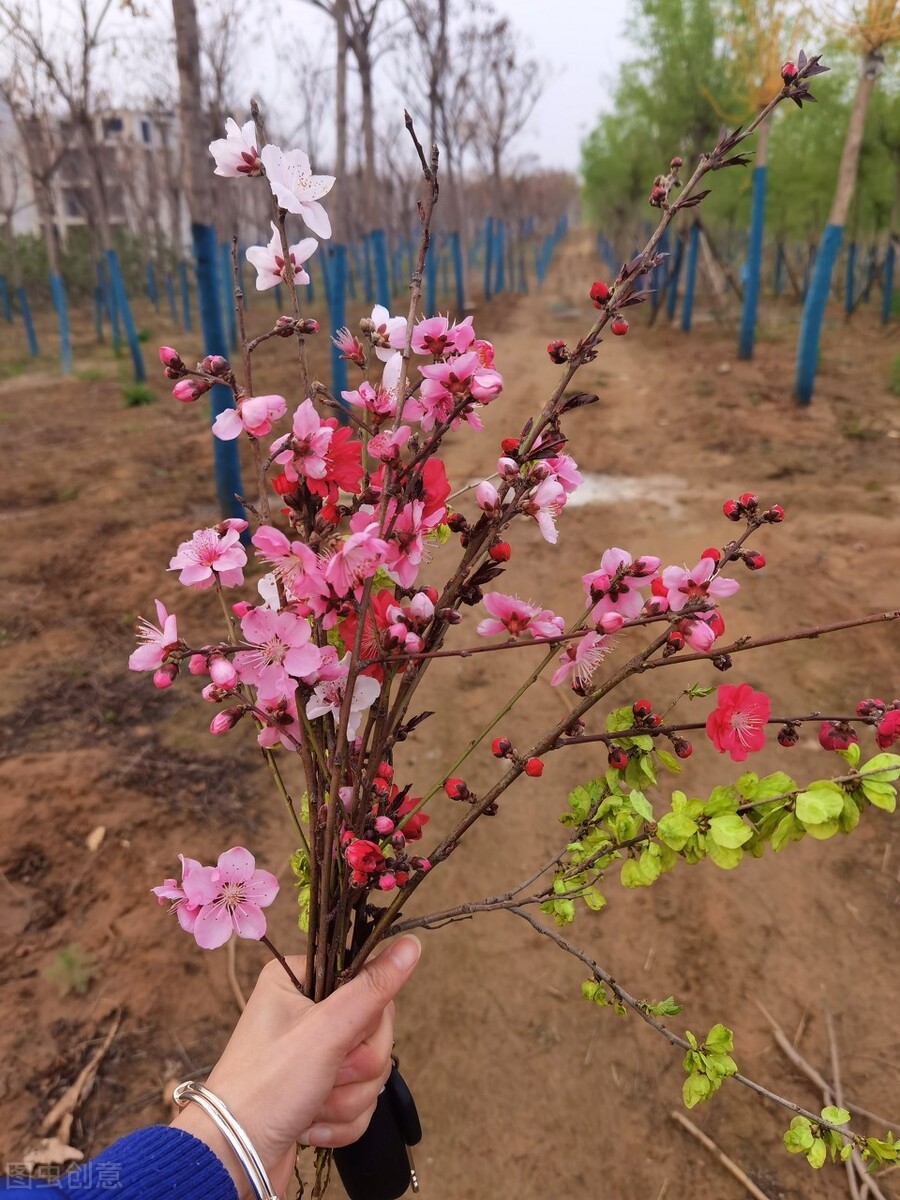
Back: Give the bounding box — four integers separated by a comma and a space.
135, 52, 900, 1197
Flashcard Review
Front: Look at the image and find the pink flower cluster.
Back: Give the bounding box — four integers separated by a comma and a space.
152, 846, 278, 949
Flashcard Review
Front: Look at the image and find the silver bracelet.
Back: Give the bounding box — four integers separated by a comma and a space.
173, 1080, 279, 1200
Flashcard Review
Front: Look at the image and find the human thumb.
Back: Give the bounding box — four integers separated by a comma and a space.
314, 936, 422, 1053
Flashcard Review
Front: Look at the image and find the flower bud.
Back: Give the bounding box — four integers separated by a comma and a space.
781, 60, 798, 84
299, 318, 320, 335
172, 378, 210, 403
547, 340, 568, 364
611, 318, 629, 336
489, 541, 511, 563
525, 757, 544, 777
200, 354, 230, 376
608, 746, 628, 770
673, 738, 693, 759
497, 456, 519, 480
439, 607, 462, 624
376, 761, 394, 782
666, 630, 685, 651
590, 281, 610, 307
153, 663, 178, 689
701, 547, 721, 563
764, 504, 785, 523
391, 832, 407, 851
492, 736, 512, 758
202, 683, 230, 703
649, 184, 667, 207
208, 653, 237, 689
188, 653, 208, 675
598, 612, 625, 633
410, 857, 432, 873
158, 345, 184, 370
378, 872, 397, 891
722, 498, 742, 521
444, 777, 469, 801
743, 550, 766, 571
632, 699, 653, 720
210, 706, 245, 735
777, 724, 799, 747
475, 480, 501, 514
500, 436, 520, 455
275, 315, 296, 337
670, 156, 683, 169
374, 816, 395, 835
738, 492, 759, 511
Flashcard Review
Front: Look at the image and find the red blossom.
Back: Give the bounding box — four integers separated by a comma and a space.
706, 683, 770, 762
344, 838, 385, 876
876, 710, 900, 749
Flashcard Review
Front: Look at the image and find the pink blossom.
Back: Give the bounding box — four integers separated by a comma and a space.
384, 500, 442, 589
271, 399, 334, 480
129, 600, 179, 672
369, 305, 407, 362
525, 477, 566, 544
547, 454, 583, 495
551, 631, 609, 688
680, 610, 725, 651
411, 314, 475, 357
333, 327, 365, 367
252, 525, 328, 611
706, 683, 770, 762
475, 480, 501, 514
209, 118, 261, 177
583, 548, 661, 620
342, 380, 396, 422
306, 654, 381, 740
169, 519, 248, 589
233, 607, 323, 693
325, 511, 390, 596
245, 221, 317, 290
406, 351, 496, 430
876, 709, 900, 749
259, 144, 334, 238
213, 394, 287, 441
661, 557, 740, 613
191, 847, 279, 949
255, 691, 302, 750
152, 855, 219, 934
368, 425, 411, 462
477, 593, 564, 640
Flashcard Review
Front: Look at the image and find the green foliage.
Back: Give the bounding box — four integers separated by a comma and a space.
290, 848, 311, 932
122, 382, 156, 408
784, 1107, 856, 1169
43, 944, 99, 996
682, 1024, 737, 1108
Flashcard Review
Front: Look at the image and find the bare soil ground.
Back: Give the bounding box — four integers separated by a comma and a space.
2, 235, 899, 1200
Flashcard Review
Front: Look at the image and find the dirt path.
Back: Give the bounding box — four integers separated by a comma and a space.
2, 240, 899, 1199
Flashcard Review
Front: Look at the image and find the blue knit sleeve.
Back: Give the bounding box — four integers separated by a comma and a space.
0, 1126, 238, 1199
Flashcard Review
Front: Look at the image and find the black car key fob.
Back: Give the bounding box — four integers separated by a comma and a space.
334, 1064, 422, 1200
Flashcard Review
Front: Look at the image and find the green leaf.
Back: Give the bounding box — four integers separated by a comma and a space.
840, 1143, 853, 1161
706, 838, 744, 869
708, 813, 753, 849
772, 812, 804, 852
629, 790, 654, 822
656, 748, 682, 774
582, 886, 607, 911
705, 1024, 734, 1055
621, 859, 649, 889
566, 785, 593, 823
821, 1106, 851, 1126
735, 772, 759, 800
432, 522, 451, 544
796, 782, 845, 825
807, 1138, 827, 1169
682, 1073, 713, 1109
581, 980, 609, 1006
860, 753, 900, 782
540, 897, 575, 926
643, 995, 684, 1017
754, 771, 798, 802
804, 819, 840, 840
657, 811, 699, 850
784, 1116, 815, 1154
687, 683, 716, 699
606, 705, 636, 732
861, 779, 897, 812
837, 741, 861, 768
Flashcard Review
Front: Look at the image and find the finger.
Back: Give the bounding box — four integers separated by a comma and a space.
334, 1005, 394, 1085
312, 937, 420, 1055
301, 1102, 379, 1149
311, 1064, 390, 1127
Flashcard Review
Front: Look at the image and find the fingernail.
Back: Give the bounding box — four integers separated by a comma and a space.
305, 1124, 332, 1145
384, 935, 421, 972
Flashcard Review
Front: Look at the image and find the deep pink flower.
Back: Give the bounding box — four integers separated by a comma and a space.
169, 519, 248, 589
342, 380, 396, 422
876, 709, 900, 749
333, 327, 365, 367
368, 425, 411, 462
325, 511, 390, 596
344, 838, 385, 876
213, 394, 287, 441
129, 600, 179, 672
477, 593, 564, 640
583, 548, 659, 622
233, 607, 323, 693
412, 314, 475, 357
706, 683, 770, 762
152, 855, 218, 934
271, 399, 334, 480
384, 500, 442, 588
255, 691, 302, 750
662, 557, 740, 613
252, 525, 328, 611
246, 221, 317, 290
192, 847, 279, 949
546, 454, 583, 495
209, 118, 261, 177
550, 631, 609, 688
819, 721, 859, 752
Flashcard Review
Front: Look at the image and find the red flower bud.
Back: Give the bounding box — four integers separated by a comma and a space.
376, 761, 394, 782
158, 345, 183, 370
271, 472, 296, 496
764, 504, 785, 523
632, 699, 653, 720
781, 60, 798, 84
722, 498, 742, 521
701, 547, 721, 563
491, 736, 512, 758
611, 318, 629, 336
500, 437, 520, 455
743, 550, 766, 570
444, 777, 469, 801
818, 721, 858, 752
608, 746, 628, 771
590, 280, 610, 307
547, 339, 568, 364
649, 184, 667, 206
644, 713, 662, 728
666, 630, 685, 651
674, 738, 693, 759
670, 156, 683, 169
738, 492, 759, 511
525, 757, 544, 777
777, 725, 799, 748
489, 541, 511, 563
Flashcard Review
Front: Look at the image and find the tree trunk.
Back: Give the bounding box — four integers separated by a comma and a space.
173, 0, 213, 222
359, 53, 376, 230
828, 52, 881, 228
334, 0, 348, 238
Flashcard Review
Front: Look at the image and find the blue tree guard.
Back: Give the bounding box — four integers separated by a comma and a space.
665, 234, 685, 321
16, 285, 38, 357
801, 242, 817, 301
844, 242, 857, 314
860, 244, 877, 304
738, 163, 768, 360
0, 275, 11, 322
449, 231, 464, 316
105, 249, 145, 381
326, 243, 349, 425
483, 216, 495, 302
164, 272, 177, 322
49, 272, 73, 374
882, 239, 895, 325
177, 260, 192, 331
492, 219, 506, 294
794, 222, 843, 405
362, 234, 375, 303
220, 242, 237, 351
192, 222, 245, 521
680, 223, 700, 334
371, 228, 390, 309
146, 261, 159, 309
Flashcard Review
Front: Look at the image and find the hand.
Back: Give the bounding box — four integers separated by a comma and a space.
171, 936, 421, 1198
